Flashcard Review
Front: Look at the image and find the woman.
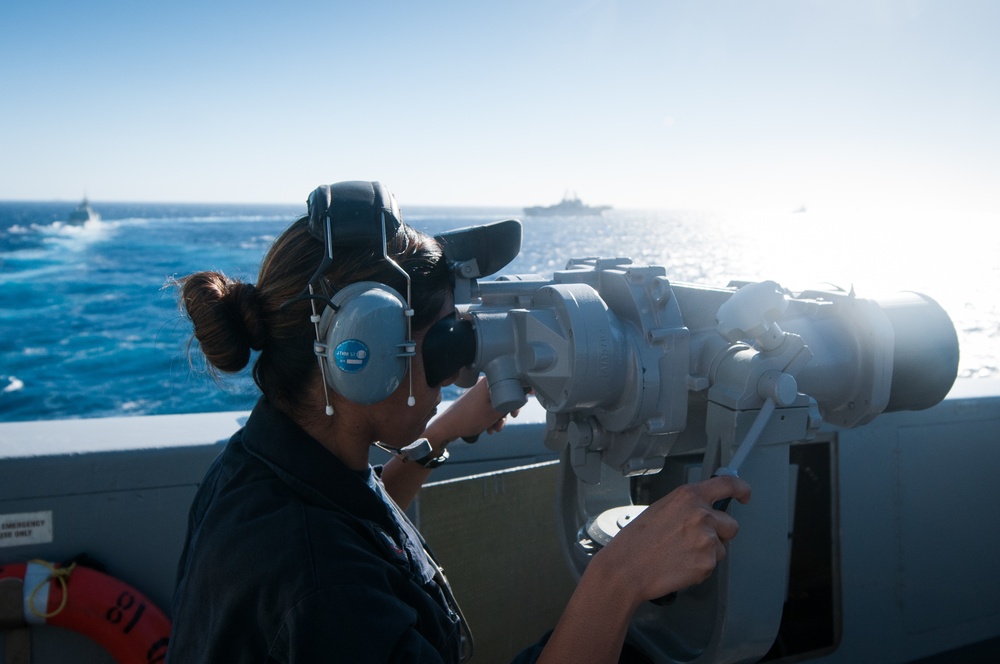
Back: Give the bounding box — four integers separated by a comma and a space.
167, 181, 750, 663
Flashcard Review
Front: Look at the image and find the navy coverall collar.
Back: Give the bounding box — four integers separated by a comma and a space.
240, 397, 397, 535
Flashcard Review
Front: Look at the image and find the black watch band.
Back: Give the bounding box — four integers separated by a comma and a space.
415, 447, 449, 469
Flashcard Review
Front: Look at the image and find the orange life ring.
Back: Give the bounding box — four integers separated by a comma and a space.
0, 560, 171, 664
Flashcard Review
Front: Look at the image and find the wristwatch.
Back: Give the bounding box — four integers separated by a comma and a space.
414, 447, 449, 469
377, 437, 450, 469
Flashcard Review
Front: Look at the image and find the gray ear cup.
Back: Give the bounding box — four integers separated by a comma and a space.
316, 282, 410, 405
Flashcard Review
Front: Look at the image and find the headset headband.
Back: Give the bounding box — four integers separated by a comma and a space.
300, 181, 415, 414
307, 181, 403, 267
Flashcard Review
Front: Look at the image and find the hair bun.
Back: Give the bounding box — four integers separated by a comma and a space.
230, 282, 267, 351
180, 272, 266, 373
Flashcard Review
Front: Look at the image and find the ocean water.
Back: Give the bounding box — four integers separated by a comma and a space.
1, 200, 996, 422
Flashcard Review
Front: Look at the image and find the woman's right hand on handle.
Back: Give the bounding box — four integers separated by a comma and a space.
596, 474, 752, 604
536, 475, 751, 664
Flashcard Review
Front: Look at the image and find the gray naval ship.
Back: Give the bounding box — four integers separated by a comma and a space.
1, 219, 998, 663
523, 192, 611, 217
66, 198, 100, 224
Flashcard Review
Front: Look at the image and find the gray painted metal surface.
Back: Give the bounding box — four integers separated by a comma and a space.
1, 381, 998, 662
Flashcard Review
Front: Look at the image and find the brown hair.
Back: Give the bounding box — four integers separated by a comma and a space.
178, 215, 451, 417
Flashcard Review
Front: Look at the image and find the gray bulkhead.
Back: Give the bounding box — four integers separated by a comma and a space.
1, 378, 998, 663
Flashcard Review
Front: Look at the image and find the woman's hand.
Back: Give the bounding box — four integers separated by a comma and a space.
384, 377, 516, 509
424, 376, 518, 444
595, 475, 752, 604
537, 475, 751, 664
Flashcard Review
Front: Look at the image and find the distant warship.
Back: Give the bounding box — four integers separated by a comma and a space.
523, 192, 611, 217
68, 197, 100, 224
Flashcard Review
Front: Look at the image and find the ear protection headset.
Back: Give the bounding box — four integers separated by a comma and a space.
301, 181, 416, 413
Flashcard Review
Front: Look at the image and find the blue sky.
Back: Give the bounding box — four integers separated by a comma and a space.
1, 0, 997, 212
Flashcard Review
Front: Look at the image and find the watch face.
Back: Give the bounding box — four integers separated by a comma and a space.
418, 448, 449, 468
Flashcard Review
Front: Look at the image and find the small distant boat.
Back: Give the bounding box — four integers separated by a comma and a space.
67, 197, 100, 224
524, 192, 611, 217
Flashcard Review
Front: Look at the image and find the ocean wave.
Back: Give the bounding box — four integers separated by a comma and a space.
240, 234, 277, 250
30, 218, 116, 233
0, 262, 67, 286
2, 376, 24, 393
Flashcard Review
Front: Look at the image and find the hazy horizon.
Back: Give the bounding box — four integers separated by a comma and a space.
2, 1, 998, 217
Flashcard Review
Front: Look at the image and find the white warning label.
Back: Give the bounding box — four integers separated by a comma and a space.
0, 511, 53, 548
